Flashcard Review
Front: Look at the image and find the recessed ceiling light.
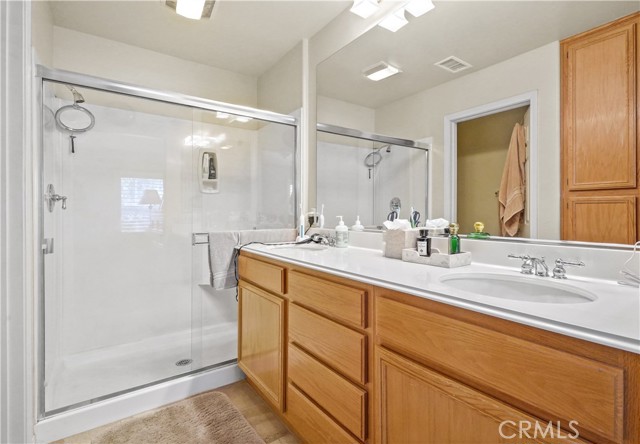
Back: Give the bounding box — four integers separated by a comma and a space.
216, 111, 229, 119
234, 116, 252, 123
378, 9, 408, 32
165, 0, 216, 20
405, 0, 434, 18
350, 0, 379, 19
363, 62, 402, 81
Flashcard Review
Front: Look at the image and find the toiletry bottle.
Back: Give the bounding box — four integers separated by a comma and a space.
298, 204, 306, 240
319, 204, 325, 228
417, 228, 431, 257
448, 223, 460, 254
352, 216, 364, 231
335, 216, 349, 248
468, 221, 490, 239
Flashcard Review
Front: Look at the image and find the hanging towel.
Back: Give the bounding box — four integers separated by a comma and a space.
498, 123, 527, 237
207, 229, 297, 290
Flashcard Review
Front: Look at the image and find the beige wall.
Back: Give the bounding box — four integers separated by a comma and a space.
258, 42, 303, 115
317, 95, 375, 132
31, 1, 53, 66
52, 26, 258, 107
457, 106, 529, 236
375, 41, 560, 240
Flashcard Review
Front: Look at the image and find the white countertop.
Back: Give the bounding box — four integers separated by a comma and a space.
244, 244, 640, 354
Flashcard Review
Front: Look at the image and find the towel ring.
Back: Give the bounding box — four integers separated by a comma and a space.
55, 104, 95, 133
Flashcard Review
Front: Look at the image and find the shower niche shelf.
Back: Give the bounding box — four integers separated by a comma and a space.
200, 149, 219, 194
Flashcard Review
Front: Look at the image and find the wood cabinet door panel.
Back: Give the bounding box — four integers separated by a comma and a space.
375, 296, 624, 443
564, 21, 637, 190
238, 283, 285, 411
567, 195, 636, 243
377, 348, 592, 444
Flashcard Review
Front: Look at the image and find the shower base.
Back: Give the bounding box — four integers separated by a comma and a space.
45, 321, 237, 413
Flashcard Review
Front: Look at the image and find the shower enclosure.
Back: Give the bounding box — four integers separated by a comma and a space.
38, 67, 297, 418
316, 123, 430, 228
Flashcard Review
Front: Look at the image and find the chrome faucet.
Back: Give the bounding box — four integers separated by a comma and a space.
507, 254, 549, 276
552, 259, 585, 279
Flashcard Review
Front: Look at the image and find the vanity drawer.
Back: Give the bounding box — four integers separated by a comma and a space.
375, 295, 624, 443
238, 255, 285, 295
288, 270, 367, 329
289, 304, 367, 385
286, 383, 359, 444
288, 344, 367, 440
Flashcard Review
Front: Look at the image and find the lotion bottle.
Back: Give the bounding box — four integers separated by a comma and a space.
448, 223, 460, 254
351, 216, 364, 231
335, 216, 349, 248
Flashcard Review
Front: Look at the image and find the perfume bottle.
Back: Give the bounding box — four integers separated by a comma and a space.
448, 223, 460, 255
468, 221, 490, 239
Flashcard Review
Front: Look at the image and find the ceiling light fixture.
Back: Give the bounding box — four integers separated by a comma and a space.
350, 0, 379, 19
234, 116, 252, 123
404, 0, 434, 17
363, 62, 402, 81
377, 8, 408, 32
166, 0, 216, 20
216, 111, 229, 119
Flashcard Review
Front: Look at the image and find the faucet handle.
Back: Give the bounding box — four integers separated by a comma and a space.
552, 258, 585, 279
508, 254, 533, 274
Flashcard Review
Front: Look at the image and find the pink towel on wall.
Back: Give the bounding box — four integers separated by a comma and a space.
498, 123, 527, 237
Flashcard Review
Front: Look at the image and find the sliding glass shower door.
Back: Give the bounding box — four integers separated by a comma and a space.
40, 78, 297, 415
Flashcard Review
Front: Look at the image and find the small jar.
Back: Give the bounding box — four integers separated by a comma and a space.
417, 229, 431, 257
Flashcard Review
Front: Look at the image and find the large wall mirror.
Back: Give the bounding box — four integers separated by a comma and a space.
316, 1, 639, 245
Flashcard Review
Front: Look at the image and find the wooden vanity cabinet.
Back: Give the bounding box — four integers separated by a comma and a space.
561, 12, 640, 244
238, 252, 640, 444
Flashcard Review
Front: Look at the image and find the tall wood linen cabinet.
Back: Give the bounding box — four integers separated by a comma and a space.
561, 12, 640, 244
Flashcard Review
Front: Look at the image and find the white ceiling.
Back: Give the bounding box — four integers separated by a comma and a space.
49, 0, 351, 77
317, 1, 640, 109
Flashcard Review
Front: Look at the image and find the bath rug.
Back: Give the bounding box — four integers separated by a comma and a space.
92, 391, 265, 444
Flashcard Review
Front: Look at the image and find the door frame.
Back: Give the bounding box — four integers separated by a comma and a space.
444, 91, 538, 238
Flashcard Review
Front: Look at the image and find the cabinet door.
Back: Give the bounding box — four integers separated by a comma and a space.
562, 19, 637, 191
376, 347, 588, 444
566, 195, 636, 244
238, 282, 285, 411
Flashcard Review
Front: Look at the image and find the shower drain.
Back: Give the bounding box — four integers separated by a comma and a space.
175, 359, 193, 367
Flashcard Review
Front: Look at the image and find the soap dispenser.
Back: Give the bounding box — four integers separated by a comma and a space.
351, 216, 364, 231
335, 216, 349, 248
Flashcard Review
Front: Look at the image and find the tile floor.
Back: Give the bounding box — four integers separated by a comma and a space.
55, 380, 299, 444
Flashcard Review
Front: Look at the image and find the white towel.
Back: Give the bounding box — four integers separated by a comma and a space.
208, 229, 297, 290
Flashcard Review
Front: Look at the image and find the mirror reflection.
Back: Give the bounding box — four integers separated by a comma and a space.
316, 1, 640, 245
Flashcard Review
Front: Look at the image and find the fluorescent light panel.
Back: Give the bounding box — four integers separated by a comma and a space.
350, 0, 379, 18
176, 0, 206, 19
377, 8, 408, 32
364, 62, 402, 81
405, 0, 434, 17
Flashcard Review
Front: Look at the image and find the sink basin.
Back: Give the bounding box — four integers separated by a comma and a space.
269, 243, 328, 251
439, 273, 596, 304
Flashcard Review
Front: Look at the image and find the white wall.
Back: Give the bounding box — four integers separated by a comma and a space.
317, 95, 375, 131
52, 26, 258, 107
375, 41, 560, 240
258, 42, 303, 115
31, 0, 53, 66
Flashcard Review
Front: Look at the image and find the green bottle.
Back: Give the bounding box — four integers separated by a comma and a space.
449, 223, 460, 254
468, 221, 490, 239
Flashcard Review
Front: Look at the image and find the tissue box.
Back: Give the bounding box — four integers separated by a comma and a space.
383, 229, 419, 259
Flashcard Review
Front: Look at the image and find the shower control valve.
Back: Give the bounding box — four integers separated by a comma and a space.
45, 184, 68, 212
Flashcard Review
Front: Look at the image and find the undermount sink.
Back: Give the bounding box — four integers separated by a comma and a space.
439, 273, 597, 304
269, 243, 328, 251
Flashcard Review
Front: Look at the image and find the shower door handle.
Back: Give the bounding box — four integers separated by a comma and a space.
45, 184, 68, 212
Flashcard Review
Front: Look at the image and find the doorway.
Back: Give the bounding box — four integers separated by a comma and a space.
444, 91, 538, 238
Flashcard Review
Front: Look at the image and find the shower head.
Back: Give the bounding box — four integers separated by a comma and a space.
66, 85, 85, 104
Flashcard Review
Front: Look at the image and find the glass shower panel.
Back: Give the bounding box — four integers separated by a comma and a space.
316, 130, 429, 229
189, 109, 296, 370
317, 131, 375, 227
42, 81, 195, 413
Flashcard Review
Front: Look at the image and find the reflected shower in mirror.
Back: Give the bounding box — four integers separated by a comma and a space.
317, 124, 430, 229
